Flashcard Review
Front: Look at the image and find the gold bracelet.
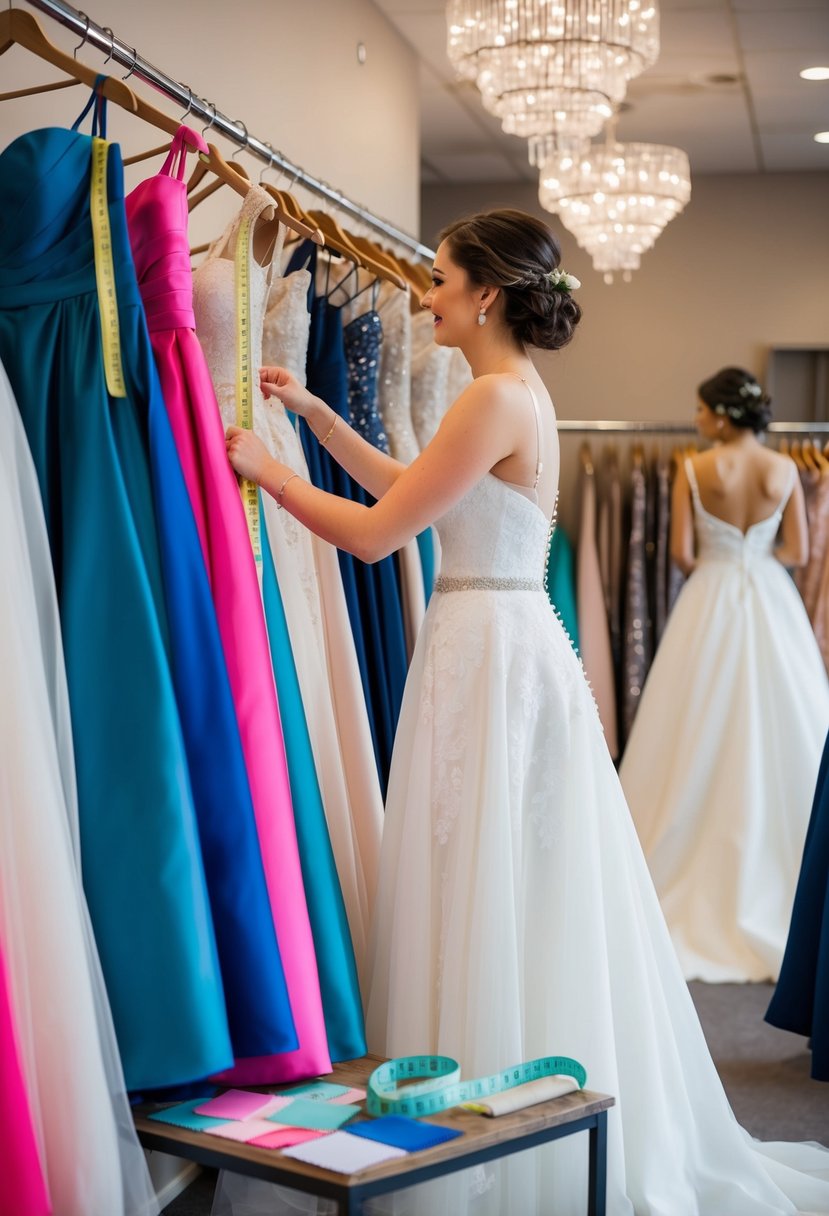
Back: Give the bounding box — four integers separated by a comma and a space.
320, 414, 338, 446
276, 472, 300, 510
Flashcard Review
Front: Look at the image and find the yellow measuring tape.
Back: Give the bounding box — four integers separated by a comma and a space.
90, 137, 125, 399
234, 211, 263, 578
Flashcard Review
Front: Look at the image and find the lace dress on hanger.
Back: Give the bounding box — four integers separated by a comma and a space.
258, 258, 383, 1006
621, 457, 829, 982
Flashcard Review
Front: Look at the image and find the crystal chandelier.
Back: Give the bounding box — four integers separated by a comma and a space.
446, 0, 660, 146
537, 139, 691, 281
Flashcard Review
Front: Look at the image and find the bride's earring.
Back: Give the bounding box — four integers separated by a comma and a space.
716, 419, 725, 432
478, 307, 487, 327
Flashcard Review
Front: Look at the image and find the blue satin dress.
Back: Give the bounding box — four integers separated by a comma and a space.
0, 88, 239, 1089
259, 495, 366, 1060
766, 731, 829, 1081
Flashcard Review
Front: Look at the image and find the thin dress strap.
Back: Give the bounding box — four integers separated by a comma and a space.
684, 456, 700, 503
506, 374, 544, 490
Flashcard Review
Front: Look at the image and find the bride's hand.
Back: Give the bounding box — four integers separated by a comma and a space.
226, 425, 271, 484
259, 366, 314, 417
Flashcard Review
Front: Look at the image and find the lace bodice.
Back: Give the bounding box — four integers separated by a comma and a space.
377, 283, 418, 463
435, 474, 551, 582
192, 186, 280, 429
410, 311, 454, 450
685, 458, 793, 567
263, 269, 312, 385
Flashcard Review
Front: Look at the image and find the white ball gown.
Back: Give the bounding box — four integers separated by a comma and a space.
620, 458, 829, 983
213, 412, 829, 1216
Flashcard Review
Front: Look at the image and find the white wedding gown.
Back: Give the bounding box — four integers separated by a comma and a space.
214, 397, 829, 1216
620, 458, 829, 983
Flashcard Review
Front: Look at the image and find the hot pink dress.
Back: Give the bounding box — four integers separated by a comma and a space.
125, 128, 329, 1082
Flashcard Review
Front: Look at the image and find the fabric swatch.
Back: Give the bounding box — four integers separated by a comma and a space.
147, 1099, 228, 1132
272, 1098, 361, 1131
280, 1081, 353, 1101
248, 1126, 329, 1150
203, 1118, 279, 1143
347, 1115, 463, 1152
282, 1129, 407, 1173
194, 1089, 278, 1120
330, 1087, 367, 1105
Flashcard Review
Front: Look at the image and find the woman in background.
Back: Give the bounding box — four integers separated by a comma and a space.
621, 367, 829, 984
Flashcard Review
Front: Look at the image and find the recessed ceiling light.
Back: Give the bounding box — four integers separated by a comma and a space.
800, 66, 829, 81
814, 131, 829, 143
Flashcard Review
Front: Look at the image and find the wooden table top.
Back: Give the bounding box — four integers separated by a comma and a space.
133, 1055, 615, 1192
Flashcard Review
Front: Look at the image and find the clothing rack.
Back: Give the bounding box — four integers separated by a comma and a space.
556, 420, 829, 433
18, 0, 436, 261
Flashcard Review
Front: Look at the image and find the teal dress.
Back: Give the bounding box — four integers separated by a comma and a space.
546, 524, 580, 653
259, 499, 366, 1060
0, 91, 232, 1088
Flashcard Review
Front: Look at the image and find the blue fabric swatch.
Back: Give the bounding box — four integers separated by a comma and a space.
347, 1115, 464, 1152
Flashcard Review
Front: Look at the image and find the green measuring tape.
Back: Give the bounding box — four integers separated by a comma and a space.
234, 209, 263, 579
90, 137, 125, 399
366, 1054, 586, 1118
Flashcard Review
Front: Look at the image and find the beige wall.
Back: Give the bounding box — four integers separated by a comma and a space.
1, 0, 420, 245
422, 173, 829, 425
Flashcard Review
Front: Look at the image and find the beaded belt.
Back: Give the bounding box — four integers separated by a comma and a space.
433, 575, 544, 593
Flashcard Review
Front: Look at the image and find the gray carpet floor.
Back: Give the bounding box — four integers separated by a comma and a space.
161, 982, 828, 1214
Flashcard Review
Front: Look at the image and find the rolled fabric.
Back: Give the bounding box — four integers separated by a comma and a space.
463, 1075, 579, 1117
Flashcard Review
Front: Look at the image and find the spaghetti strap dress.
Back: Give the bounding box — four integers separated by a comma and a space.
125, 125, 296, 1061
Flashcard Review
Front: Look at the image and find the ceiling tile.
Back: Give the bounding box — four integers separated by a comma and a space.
427, 149, 524, 182
735, 7, 829, 51
760, 131, 829, 170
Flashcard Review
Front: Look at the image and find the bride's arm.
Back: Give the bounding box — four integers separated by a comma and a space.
259, 365, 406, 499
230, 377, 521, 563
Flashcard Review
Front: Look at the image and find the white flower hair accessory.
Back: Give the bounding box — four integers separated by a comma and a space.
545, 268, 581, 293
738, 382, 763, 399
714, 403, 747, 420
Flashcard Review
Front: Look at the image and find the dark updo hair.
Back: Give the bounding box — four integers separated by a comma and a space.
698, 367, 773, 434
439, 208, 582, 351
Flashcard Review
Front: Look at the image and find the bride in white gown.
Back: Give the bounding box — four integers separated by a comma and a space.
620, 369, 829, 984
222, 210, 829, 1216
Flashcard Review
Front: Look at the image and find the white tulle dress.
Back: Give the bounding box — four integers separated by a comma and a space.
213, 388, 829, 1216
0, 361, 158, 1216
620, 458, 829, 983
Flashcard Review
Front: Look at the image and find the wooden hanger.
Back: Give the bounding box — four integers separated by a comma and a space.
0, 77, 81, 103
0, 9, 139, 114
579, 441, 594, 476
350, 235, 407, 290
811, 440, 829, 474
260, 183, 323, 245
306, 209, 367, 268
187, 142, 250, 213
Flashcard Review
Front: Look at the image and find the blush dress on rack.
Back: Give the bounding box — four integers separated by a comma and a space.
620, 458, 829, 983
213, 378, 829, 1216
125, 126, 296, 1061
0, 85, 231, 1091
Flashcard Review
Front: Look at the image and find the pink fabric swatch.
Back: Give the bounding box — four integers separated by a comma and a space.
195, 1089, 280, 1121
204, 1118, 280, 1143
330, 1087, 367, 1105
248, 1127, 329, 1151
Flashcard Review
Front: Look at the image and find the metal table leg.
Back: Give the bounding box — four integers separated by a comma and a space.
587, 1111, 608, 1216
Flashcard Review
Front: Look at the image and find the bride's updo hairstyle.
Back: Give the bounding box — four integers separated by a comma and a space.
439, 208, 582, 351
698, 367, 773, 434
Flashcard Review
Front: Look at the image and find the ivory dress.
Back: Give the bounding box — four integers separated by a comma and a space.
620, 458, 829, 982
215, 380, 829, 1216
